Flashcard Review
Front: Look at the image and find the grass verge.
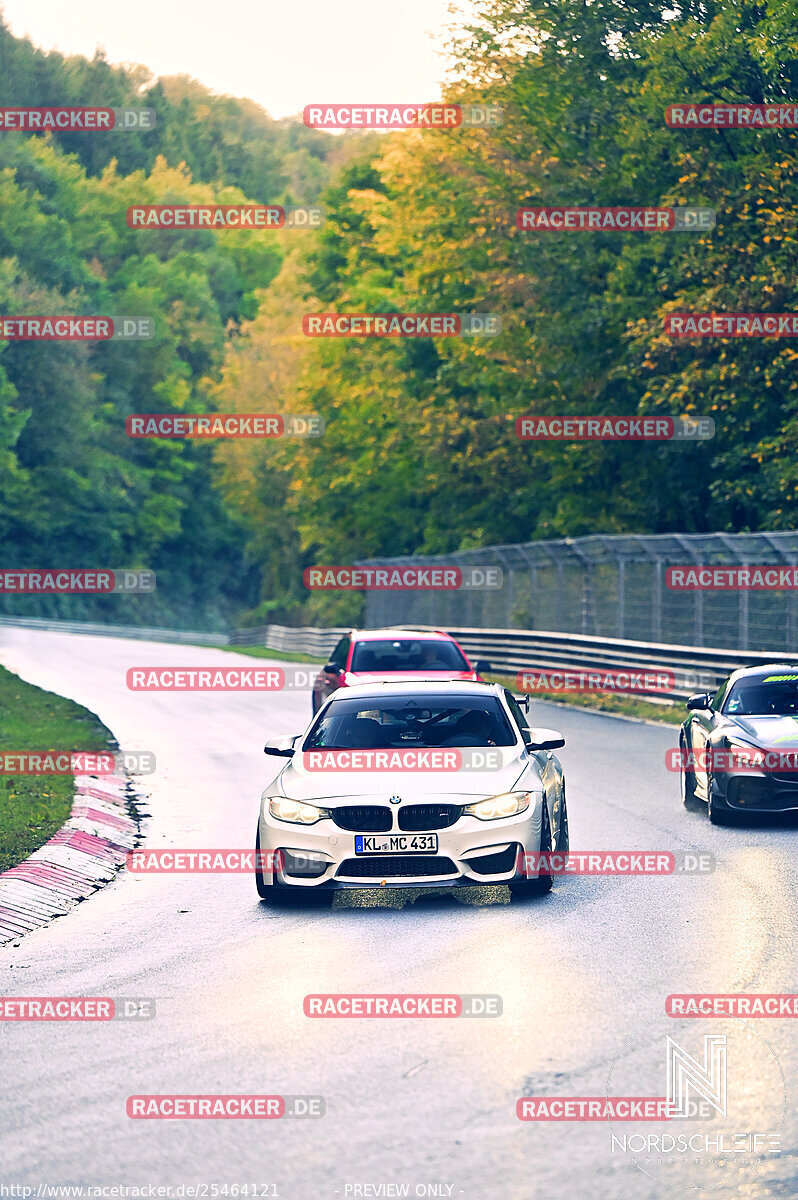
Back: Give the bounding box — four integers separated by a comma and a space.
0, 665, 113, 872
485, 672, 685, 726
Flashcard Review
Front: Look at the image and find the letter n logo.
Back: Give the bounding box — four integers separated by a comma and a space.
666, 1035, 727, 1117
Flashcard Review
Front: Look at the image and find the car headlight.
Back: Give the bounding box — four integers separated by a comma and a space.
268, 797, 331, 824
462, 791, 534, 821
723, 737, 757, 750
720, 738, 762, 770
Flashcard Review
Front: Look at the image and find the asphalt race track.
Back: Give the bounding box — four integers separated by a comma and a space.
1, 627, 796, 1200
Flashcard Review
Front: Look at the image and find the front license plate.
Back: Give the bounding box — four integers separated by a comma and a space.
354, 834, 438, 854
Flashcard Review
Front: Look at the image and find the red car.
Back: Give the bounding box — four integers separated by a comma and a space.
311, 628, 491, 713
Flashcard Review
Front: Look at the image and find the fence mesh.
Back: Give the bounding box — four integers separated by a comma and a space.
358, 531, 798, 653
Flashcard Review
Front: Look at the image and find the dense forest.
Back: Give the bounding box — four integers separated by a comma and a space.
0, 1, 797, 629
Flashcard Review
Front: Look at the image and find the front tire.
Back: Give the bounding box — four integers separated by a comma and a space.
255, 825, 272, 898
510, 797, 553, 898
680, 735, 697, 805
707, 777, 734, 825
555, 784, 569, 853
255, 826, 334, 906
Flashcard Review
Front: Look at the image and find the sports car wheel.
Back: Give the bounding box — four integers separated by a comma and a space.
255, 825, 273, 898
557, 785, 569, 853
680, 735, 697, 805
707, 777, 734, 825
509, 797, 553, 898
255, 826, 333, 906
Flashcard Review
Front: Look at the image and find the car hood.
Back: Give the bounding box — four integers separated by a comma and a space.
274, 746, 533, 801
724, 714, 798, 747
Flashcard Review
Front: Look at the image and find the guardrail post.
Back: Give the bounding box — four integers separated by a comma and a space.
617, 560, 625, 639
652, 561, 662, 642
529, 565, 537, 630
738, 590, 749, 652
555, 562, 564, 629
695, 590, 704, 647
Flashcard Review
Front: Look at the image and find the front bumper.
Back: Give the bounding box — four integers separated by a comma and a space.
713, 763, 798, 813
257, 799, 545, 890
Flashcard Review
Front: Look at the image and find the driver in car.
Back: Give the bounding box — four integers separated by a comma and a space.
419, 643, 451, 670
446, 709, 498, 746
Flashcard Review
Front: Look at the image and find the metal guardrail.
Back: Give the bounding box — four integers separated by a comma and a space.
0, 616, 339, 657
0, 615, 336, 655
1, 616, 792, 702
229, 624, 345, 657
0, 615, 228, 646
238, 623, 787, 701
412, 625, 788, 700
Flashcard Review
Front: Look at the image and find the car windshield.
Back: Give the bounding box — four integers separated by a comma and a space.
349, 638, 469, 672
303, 695, 517, 749
723, 673, 798, 716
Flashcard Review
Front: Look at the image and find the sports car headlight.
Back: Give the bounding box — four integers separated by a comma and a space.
268, 797, 331, 825
720, 738, 763, 770
462, 791, 534, 821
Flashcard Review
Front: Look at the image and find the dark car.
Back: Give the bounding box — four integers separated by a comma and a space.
679, 664, 798, 822
311, 628, 491, 714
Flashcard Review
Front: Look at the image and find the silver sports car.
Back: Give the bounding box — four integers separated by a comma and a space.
255, 680, 568, 904
680, 663, 798, 822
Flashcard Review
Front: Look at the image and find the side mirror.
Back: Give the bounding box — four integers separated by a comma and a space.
323, 662, 343, 674
475, 660, 492, 673
264, 737, 297, 758
527, 727, 565, 751
686, 693, 711, 711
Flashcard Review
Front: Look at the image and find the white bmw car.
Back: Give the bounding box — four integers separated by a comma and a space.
255, 680, 568, 904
